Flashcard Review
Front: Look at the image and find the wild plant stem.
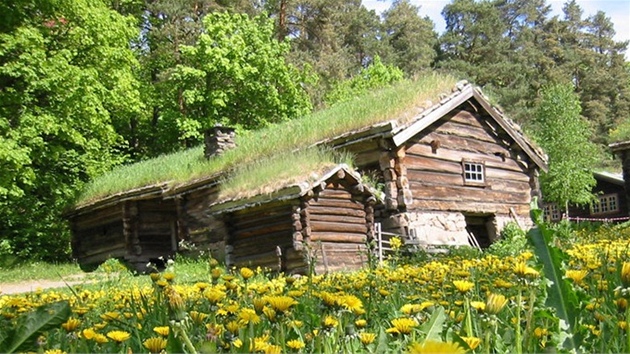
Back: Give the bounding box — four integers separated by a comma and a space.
515, 289, 523, 354
626, 302, 630, 352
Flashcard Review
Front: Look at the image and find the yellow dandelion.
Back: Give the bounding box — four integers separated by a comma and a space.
485, 293, 508, 315
100, 311, 120, 321
514, 262, 539, 278
153, 326, 170, 337
143, 337, 168, 353
232, 338, 243, 349
190, 310, 208, 324
534, 327, 548, 338
265, 295, 298, 313
93, 333, 109, 344
386, 317, 418, 335
461, 336, 481, 350
622, 262, 630, 287
195, 282, 210, 291
226, 320, 242, 334
408, 340, 467, 354
61, 318, 81, 332
323, 315, 339, 328
238, 308, 261, 325
263, 306, 277, 321
565, 269, 589, 283
107, 330, 131, 343
265, 344, 282, 354
452, 280, 474, 293
163, 272, 175, 282
390, 237, 403, 251
251, 334, 271, 352
81, 328, 96, 340
355, 319, 368, 328
470, 301, 486, 311
287, 339, 306, 350
240, 267, 255, 279
619, 321, 628, 331
44, 350, 65, 354
204, 287, 226, 303
359, 332, 377, 345
338, 294, 364, 314
149, 272, 161, 282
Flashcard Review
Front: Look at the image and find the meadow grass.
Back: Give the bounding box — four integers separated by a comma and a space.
0, 262, 82, 283
76, 73, 458, 205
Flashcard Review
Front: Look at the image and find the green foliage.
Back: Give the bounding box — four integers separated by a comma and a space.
528, 205, 582, 350
534, 83, 598, 212
0, 301, 71, 353
325, 56, 404, 106
0, 0, 141, 261
166, 11, 312, 145
488, 222, 529, 257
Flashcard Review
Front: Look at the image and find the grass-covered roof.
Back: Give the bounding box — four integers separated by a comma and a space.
75, 73, 458, 207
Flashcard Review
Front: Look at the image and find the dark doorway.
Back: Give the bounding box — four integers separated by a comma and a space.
464, 214, 495, 249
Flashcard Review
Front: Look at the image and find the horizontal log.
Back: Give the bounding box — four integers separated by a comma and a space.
309, 220, 367, 234
308, 213, 366, 224
309, 198, 365, 210
309, 232, 367, 243
232, 230, 293, 249
405, 147, 525, 174
409, 182, 530, 204
233, 219, 292, 238
416, 130, 511, 158
447, 109, 485, 128
406, 169, 533, 191
304, 205, 367, 218
71, 207, 123, 229
317, 189, 356, 200
411, 200, 530, 214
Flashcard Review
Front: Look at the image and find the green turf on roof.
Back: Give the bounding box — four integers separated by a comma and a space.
75, 73, 458, 206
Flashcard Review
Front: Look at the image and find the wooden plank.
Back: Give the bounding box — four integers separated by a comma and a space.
416, 129, 511, 157
310, 198, 364, 210
407, 169, 532, 191
411, 200, 531, 214
307, 205, 367, 218
310, 232, 367, 243
308, 213, 366, 224
318, 189, 355, 200
405, 146, 525, 173
233, 220, 293, 239
310, 220, 367, 234
409, 182, 530, 204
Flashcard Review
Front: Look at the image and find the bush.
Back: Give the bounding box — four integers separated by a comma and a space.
488, 222, 528, 257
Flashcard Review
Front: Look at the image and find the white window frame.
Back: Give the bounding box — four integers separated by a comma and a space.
591, 193, 619, 215
462, 160, 486, 186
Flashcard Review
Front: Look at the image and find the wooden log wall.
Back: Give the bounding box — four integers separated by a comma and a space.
175, 185, 229, 260
70, 204, 126, 268
303, 173, 371, 273
134, 199, 177, 259
228, 201, 295, 271
404, 108, 534, 215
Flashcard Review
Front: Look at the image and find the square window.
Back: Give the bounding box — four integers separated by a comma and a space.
462, 161, 485, 185
591, 194, 619, 215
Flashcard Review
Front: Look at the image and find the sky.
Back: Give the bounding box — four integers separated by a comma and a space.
363, 0, 630, 53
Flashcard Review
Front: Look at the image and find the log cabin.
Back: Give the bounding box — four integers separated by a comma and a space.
542, 171, 628, 222
324, 82, 548, 248
67, 78, 547, 272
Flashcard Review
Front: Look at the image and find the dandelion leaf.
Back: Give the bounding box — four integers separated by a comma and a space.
528, 201, 582, 350
2, 300, 71, 353
420, 306, 446, 341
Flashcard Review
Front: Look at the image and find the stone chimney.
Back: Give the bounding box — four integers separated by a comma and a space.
204, 125, 236, 159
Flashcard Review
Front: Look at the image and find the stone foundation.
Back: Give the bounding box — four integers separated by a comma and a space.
379, 211, 533, 248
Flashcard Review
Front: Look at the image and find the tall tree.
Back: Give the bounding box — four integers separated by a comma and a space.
165, 11, 312, 144
534, 83, 598, 215
382, 0, 437, 76
0, 0, 141, 261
